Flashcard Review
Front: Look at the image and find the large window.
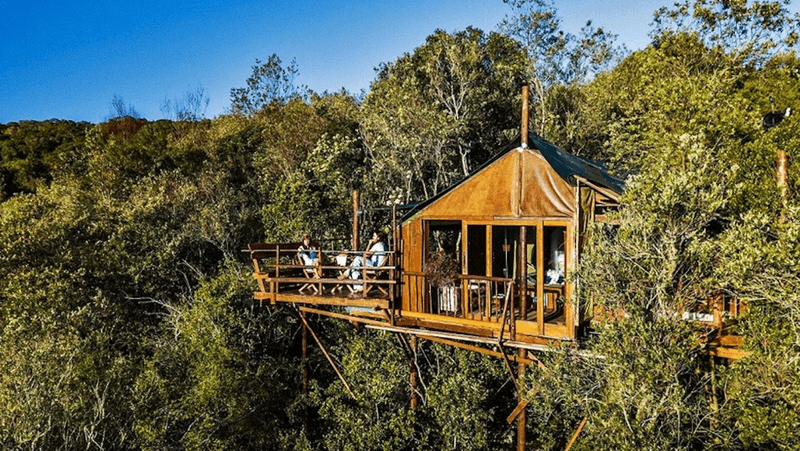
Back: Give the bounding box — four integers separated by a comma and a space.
466, 225, 486, 276
544, 226, 565, 286
425, 220, 461, 265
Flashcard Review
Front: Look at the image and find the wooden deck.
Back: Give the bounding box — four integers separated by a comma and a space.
252, 275, 392, 310
246, 243, 748, 357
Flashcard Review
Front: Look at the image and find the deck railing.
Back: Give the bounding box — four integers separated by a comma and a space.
247, 243, 397, 303
403, 272, 515, 323
681, 294, 746, 328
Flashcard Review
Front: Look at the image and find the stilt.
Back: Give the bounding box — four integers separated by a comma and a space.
302, 322, 309, 432
410, 335, 419, 410
517, 348, 527, 451
296, 308, 356, 400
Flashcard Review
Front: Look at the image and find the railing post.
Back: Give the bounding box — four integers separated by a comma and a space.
275, 245, 280, 278
462, 278, 469, 319
509, 283, 516, 340
389, 254, 395, 315
520, 226, 528, 320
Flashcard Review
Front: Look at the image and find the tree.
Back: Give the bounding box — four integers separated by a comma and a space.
538, 21, 800, 450
651, 0, 800, 66
230, 55, 307, 116
160, 85, 210, 121
499, 0, 627, 139
108, 94, 141, 119
360, 27, 528, 202
0, 120, 90, 195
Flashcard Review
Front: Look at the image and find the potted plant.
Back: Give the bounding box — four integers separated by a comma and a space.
424, 252, 460, 313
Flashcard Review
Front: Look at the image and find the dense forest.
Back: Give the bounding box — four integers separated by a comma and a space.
2, 1, 800, 450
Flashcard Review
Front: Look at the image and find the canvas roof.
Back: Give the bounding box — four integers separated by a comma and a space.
401, 133, 624, 224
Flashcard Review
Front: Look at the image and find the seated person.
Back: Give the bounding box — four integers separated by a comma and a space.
339, 231, 387, 283
545, 252, 565, 285
297, 234, 321, 276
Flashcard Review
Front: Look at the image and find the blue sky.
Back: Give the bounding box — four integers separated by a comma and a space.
1, 1, 706, 123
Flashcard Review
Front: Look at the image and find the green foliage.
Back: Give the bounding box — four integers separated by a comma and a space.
255, 95, 364, 242
652, 0, 800, 66
565, 25, 800, 450
314, 329, 416, 451
499, 0, 627, 140
133, 263, 303, 450
0, 119, 91, 195
313, 332, 514, 451
419, 343, 513, 450
361, 27, 528, 201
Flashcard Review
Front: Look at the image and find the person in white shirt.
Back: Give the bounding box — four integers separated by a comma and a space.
339, 231, 387, 282
297, 234, 321, 277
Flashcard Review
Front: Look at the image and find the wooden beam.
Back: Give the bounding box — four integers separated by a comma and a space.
500, 343, 520, 392
254, 292, 390, 310
573, 175, 620, 203
707, 346, 750, 360
299, 306, 390, 328
300, 307, 590, 359
564, 417, 587, 451
295, 308, 357, 400
507, 399, 529, 424
419, 335, 535, 365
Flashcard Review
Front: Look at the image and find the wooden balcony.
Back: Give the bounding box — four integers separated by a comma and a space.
247, 243, 396, 311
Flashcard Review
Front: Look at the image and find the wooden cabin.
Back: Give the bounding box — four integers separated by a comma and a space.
246, 130, 629, 350
396, 133, 623, 345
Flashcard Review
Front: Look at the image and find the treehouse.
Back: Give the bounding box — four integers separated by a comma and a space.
245, 89, 762, 451
396, 132, 623, 345
246, 127, 627, 350
246, 87, 753, 361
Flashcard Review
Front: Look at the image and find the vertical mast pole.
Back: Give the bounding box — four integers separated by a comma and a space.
521, 85, 529, 148
352, 189, 360, 250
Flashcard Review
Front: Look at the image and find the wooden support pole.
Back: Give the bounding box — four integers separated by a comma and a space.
778, 150, 789, 194
517, 348, 528, 451
352, 190, 360, 251
537, 224, 544, 335
410, 336, 419, 410
392, 203, 397, 252
391, 204, 398, 313
520, 226, 528, 321
295, 308, 357, 401
302, 323, 309, 432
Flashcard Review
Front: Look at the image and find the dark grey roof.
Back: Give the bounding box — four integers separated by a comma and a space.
528, 133, 625, 193
401, 132, 624, 222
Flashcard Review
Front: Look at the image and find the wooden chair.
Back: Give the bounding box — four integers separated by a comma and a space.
362, 254, 390, 297
296, 255, 321, 293
331, 253, 350, 293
